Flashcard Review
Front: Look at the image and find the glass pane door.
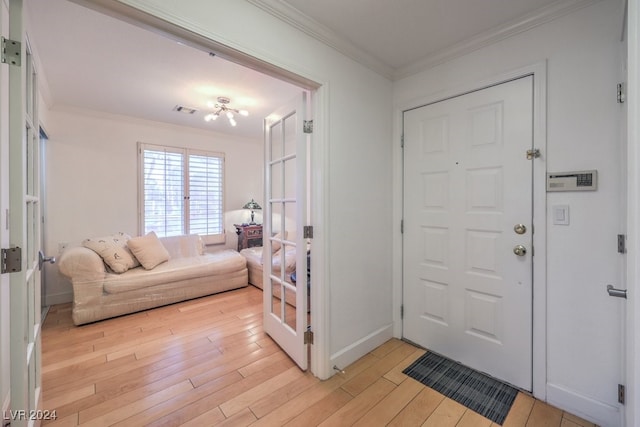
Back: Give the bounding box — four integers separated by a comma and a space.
263, 93, 308, 369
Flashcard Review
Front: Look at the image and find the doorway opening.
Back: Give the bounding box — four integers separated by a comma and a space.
27, 0, 324, 376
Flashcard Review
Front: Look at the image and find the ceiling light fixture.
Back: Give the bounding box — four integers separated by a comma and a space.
204, 96, 249, 127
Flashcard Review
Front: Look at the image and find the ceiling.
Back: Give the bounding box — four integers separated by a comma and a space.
25, 0, 303, 140
24, 0, 589, 139
251, 0, 593, 78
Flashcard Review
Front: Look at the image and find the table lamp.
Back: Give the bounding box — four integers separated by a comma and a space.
242, 199, 262, 224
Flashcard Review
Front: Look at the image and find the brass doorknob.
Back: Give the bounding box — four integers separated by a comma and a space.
513, 245, 527, 256
514, 224, 527, 235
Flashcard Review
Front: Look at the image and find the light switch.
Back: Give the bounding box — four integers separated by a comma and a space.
553, 205, 569, 225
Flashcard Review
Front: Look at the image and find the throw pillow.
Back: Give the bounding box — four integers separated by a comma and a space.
82, 232, 140, 273
271, 231, 287, 253
127, 231, 170, 270
262, 231, 287, 264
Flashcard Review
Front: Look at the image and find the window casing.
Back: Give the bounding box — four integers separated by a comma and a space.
138, 143, 225, 245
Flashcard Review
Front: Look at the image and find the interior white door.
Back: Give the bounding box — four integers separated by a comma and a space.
8, 1, 45, 423
403, 76, 534, 390
0, 0, 10, 416
263, 92, 309, 370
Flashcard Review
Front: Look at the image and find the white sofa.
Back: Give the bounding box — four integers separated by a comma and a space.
240, 245, 309, 308
58, 233, 248, 325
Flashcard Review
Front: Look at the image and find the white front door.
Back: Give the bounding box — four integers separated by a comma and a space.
8, 0, 45, 423
403, 76, 534, 390
263, 93, 309, 370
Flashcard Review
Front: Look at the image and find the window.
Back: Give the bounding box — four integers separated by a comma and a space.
138, 143, 225, 245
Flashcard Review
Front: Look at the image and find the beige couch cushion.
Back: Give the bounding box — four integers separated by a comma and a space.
82, 232, 140, 273
244, 245, 297, 276
128, 231, 170, 269
160, 234, 204, 258
271, 231, 287, 252
103, 250, 247, 294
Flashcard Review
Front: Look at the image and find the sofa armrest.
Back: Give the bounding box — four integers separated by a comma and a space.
58, 246, 106, 283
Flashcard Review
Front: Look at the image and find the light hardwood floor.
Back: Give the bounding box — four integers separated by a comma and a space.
41, 285, 596, 426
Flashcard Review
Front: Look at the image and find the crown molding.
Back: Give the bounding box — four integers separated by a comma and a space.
394, 0, 602, 80
248, 0, 601, 82
246, 0, 395, 79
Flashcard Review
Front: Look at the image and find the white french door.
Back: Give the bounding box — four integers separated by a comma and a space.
263, 93, 309, 370
8, 0, 44, 424
0, 0, 10, 416
403, 76, 534, 390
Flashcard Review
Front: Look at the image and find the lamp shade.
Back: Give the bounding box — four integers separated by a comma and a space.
242, 199, 262, 210
243, 199, 262, 224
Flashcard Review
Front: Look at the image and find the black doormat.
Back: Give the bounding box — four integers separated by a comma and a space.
403, 351, 518, 425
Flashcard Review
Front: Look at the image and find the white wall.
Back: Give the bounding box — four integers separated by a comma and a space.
42, 107, 264, 305
107, 0, 395, 377
393, 1, 624, 425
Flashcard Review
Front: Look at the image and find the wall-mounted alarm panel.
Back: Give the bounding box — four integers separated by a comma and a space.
546, 170, 597, 192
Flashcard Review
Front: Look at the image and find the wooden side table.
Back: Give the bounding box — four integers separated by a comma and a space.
234, 224, 263, 251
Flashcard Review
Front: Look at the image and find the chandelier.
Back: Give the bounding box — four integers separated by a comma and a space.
204, 96, 249, 127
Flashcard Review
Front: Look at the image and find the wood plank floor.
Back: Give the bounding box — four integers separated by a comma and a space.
41, 285, 596, 426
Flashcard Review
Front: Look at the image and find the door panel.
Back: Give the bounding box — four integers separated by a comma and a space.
8, 1, 44, 423
403, 76, 533, 390
0, 0, 9, 414
263, 93, 308, 370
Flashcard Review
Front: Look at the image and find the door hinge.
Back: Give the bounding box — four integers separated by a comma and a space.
303, 225, 313, 239
526, 149, 541, 160
401, 135, 404, 148
1, 37, 21, 66
618, 234, 626, 254
401, 220, 404, 234
304, 327, 314, 344
303, 120, 313, 134
618, 384, 625, 404
617, 83, 626, 104
1, 247, 22, 274
400, 304, 404, 319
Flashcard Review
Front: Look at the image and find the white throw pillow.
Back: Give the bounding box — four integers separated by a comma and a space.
262, 231, 287, 264
127, 231, 170, 270
271, 231, 287, 253
82, 232, 140, 273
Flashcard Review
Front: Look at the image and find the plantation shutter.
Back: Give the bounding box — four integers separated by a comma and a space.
188, 152, 225, 244
142, 146, 184, 236
139, 144, 225, 244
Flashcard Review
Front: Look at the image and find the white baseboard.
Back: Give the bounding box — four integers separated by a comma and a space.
329, 324, 394, 373
44, 291, 73, 306
547, 383, 622, 427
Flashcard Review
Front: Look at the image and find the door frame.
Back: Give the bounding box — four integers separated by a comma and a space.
72, 0, 332, 379
626, 0, 640, 423
393, 61, 548, 399
39, 126, 49, 312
